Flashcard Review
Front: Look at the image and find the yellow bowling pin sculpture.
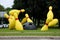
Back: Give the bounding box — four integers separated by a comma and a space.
41, 6, 54, 31
20, 9, 25, 12
25, 14, 33, 23
20, 9, 27, 24
48, 19, 58, 27
14, 13, 23, 30
9, 9, 25, 24
9, 9, 21, 30
4, 13, 9, 18
41, 24, 48, 31
21, 13, 29, 24
9, 9, 20, 16
9, 9, 25, 30
46, 6, 54, 24
8, 15, 15, 29
21, 13, 33, 24
41, 6, 58, 31
41, 18, 58, 31
9, 9, 25, 16
4, 13, 15, 29
21, 17, 27, 24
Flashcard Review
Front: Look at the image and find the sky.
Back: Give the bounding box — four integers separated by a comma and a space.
0, 0, 14, 8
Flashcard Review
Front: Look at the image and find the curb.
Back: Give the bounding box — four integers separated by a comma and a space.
0, 36, 60, 39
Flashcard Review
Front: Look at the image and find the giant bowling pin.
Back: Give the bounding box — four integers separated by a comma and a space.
9, 9, 25, 24
9, 9, 20, 16
46, 6, 54, 24
41, 18, 58, 31
41, 6, 54, 31
21, 13, 33, 24
8, 15, 15, 29
21, 17, 27, 24
21, 9, 28, 24
14, 13, 23, 30
4, 13, 15, 29
9, 9, 21, 30
9, 9, 25, 30
4, 13, 9, 18
48, 19, 58, 27
41, 24, 48, 31
9, 9, 25, 15
21, 13, 29, 24
20, 9, 28, 24
25, 14, 33, 23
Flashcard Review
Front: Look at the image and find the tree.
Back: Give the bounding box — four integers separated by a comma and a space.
56, 0, 60, 28
12, 0, 28, 19
0, 5, 5, 11
5, 7, 12, 14
12, 0, 28, 9
12, 0, 60, 27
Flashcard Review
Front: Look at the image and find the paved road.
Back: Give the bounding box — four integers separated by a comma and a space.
0, 36, 60, 40
0, 39, 59, 40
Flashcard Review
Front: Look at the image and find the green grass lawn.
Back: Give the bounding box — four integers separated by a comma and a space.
0, 28, 60, 36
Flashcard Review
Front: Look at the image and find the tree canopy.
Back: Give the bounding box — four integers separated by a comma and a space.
12, 0, 60, 19
0, 5, 5, 11
12, 0, 60, 27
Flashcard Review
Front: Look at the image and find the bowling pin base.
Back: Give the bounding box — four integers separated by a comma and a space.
9, 24, 15, 30
41, 25, 48, 31
15, 20, 24, 30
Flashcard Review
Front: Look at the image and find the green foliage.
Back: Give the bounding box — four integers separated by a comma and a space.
6, 7, 12, 11
0, 5, 5, 11
5, 7, 12, 14
12, 0, 60, 18
12, 0, 26, 9
12, 0, 60, 27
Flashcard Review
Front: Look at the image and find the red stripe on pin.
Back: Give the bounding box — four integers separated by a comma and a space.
45, 23, 48, 26
15, 18, 19, 20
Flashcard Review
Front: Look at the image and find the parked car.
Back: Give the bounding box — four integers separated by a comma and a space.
0, 24, 8, 28
3, 24, 8, 28
0, 25, 3, 28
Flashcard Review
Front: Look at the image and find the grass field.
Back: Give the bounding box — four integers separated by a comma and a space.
0, 28, 60, 36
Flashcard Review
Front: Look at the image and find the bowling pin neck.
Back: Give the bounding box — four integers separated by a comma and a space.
26, 17, 29, 19
49, 9, 52, 11
14, 13, 18, 18
14, 13, 19, 20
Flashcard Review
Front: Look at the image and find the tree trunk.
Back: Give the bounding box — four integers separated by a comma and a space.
37, 19, 40, 28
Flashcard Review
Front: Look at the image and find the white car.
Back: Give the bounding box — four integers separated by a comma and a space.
0, 24, 8, 28
0, 25, 3, 28
3, 24, 8, 28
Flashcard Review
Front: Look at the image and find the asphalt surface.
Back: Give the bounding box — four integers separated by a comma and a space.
0, 36, 60, 40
